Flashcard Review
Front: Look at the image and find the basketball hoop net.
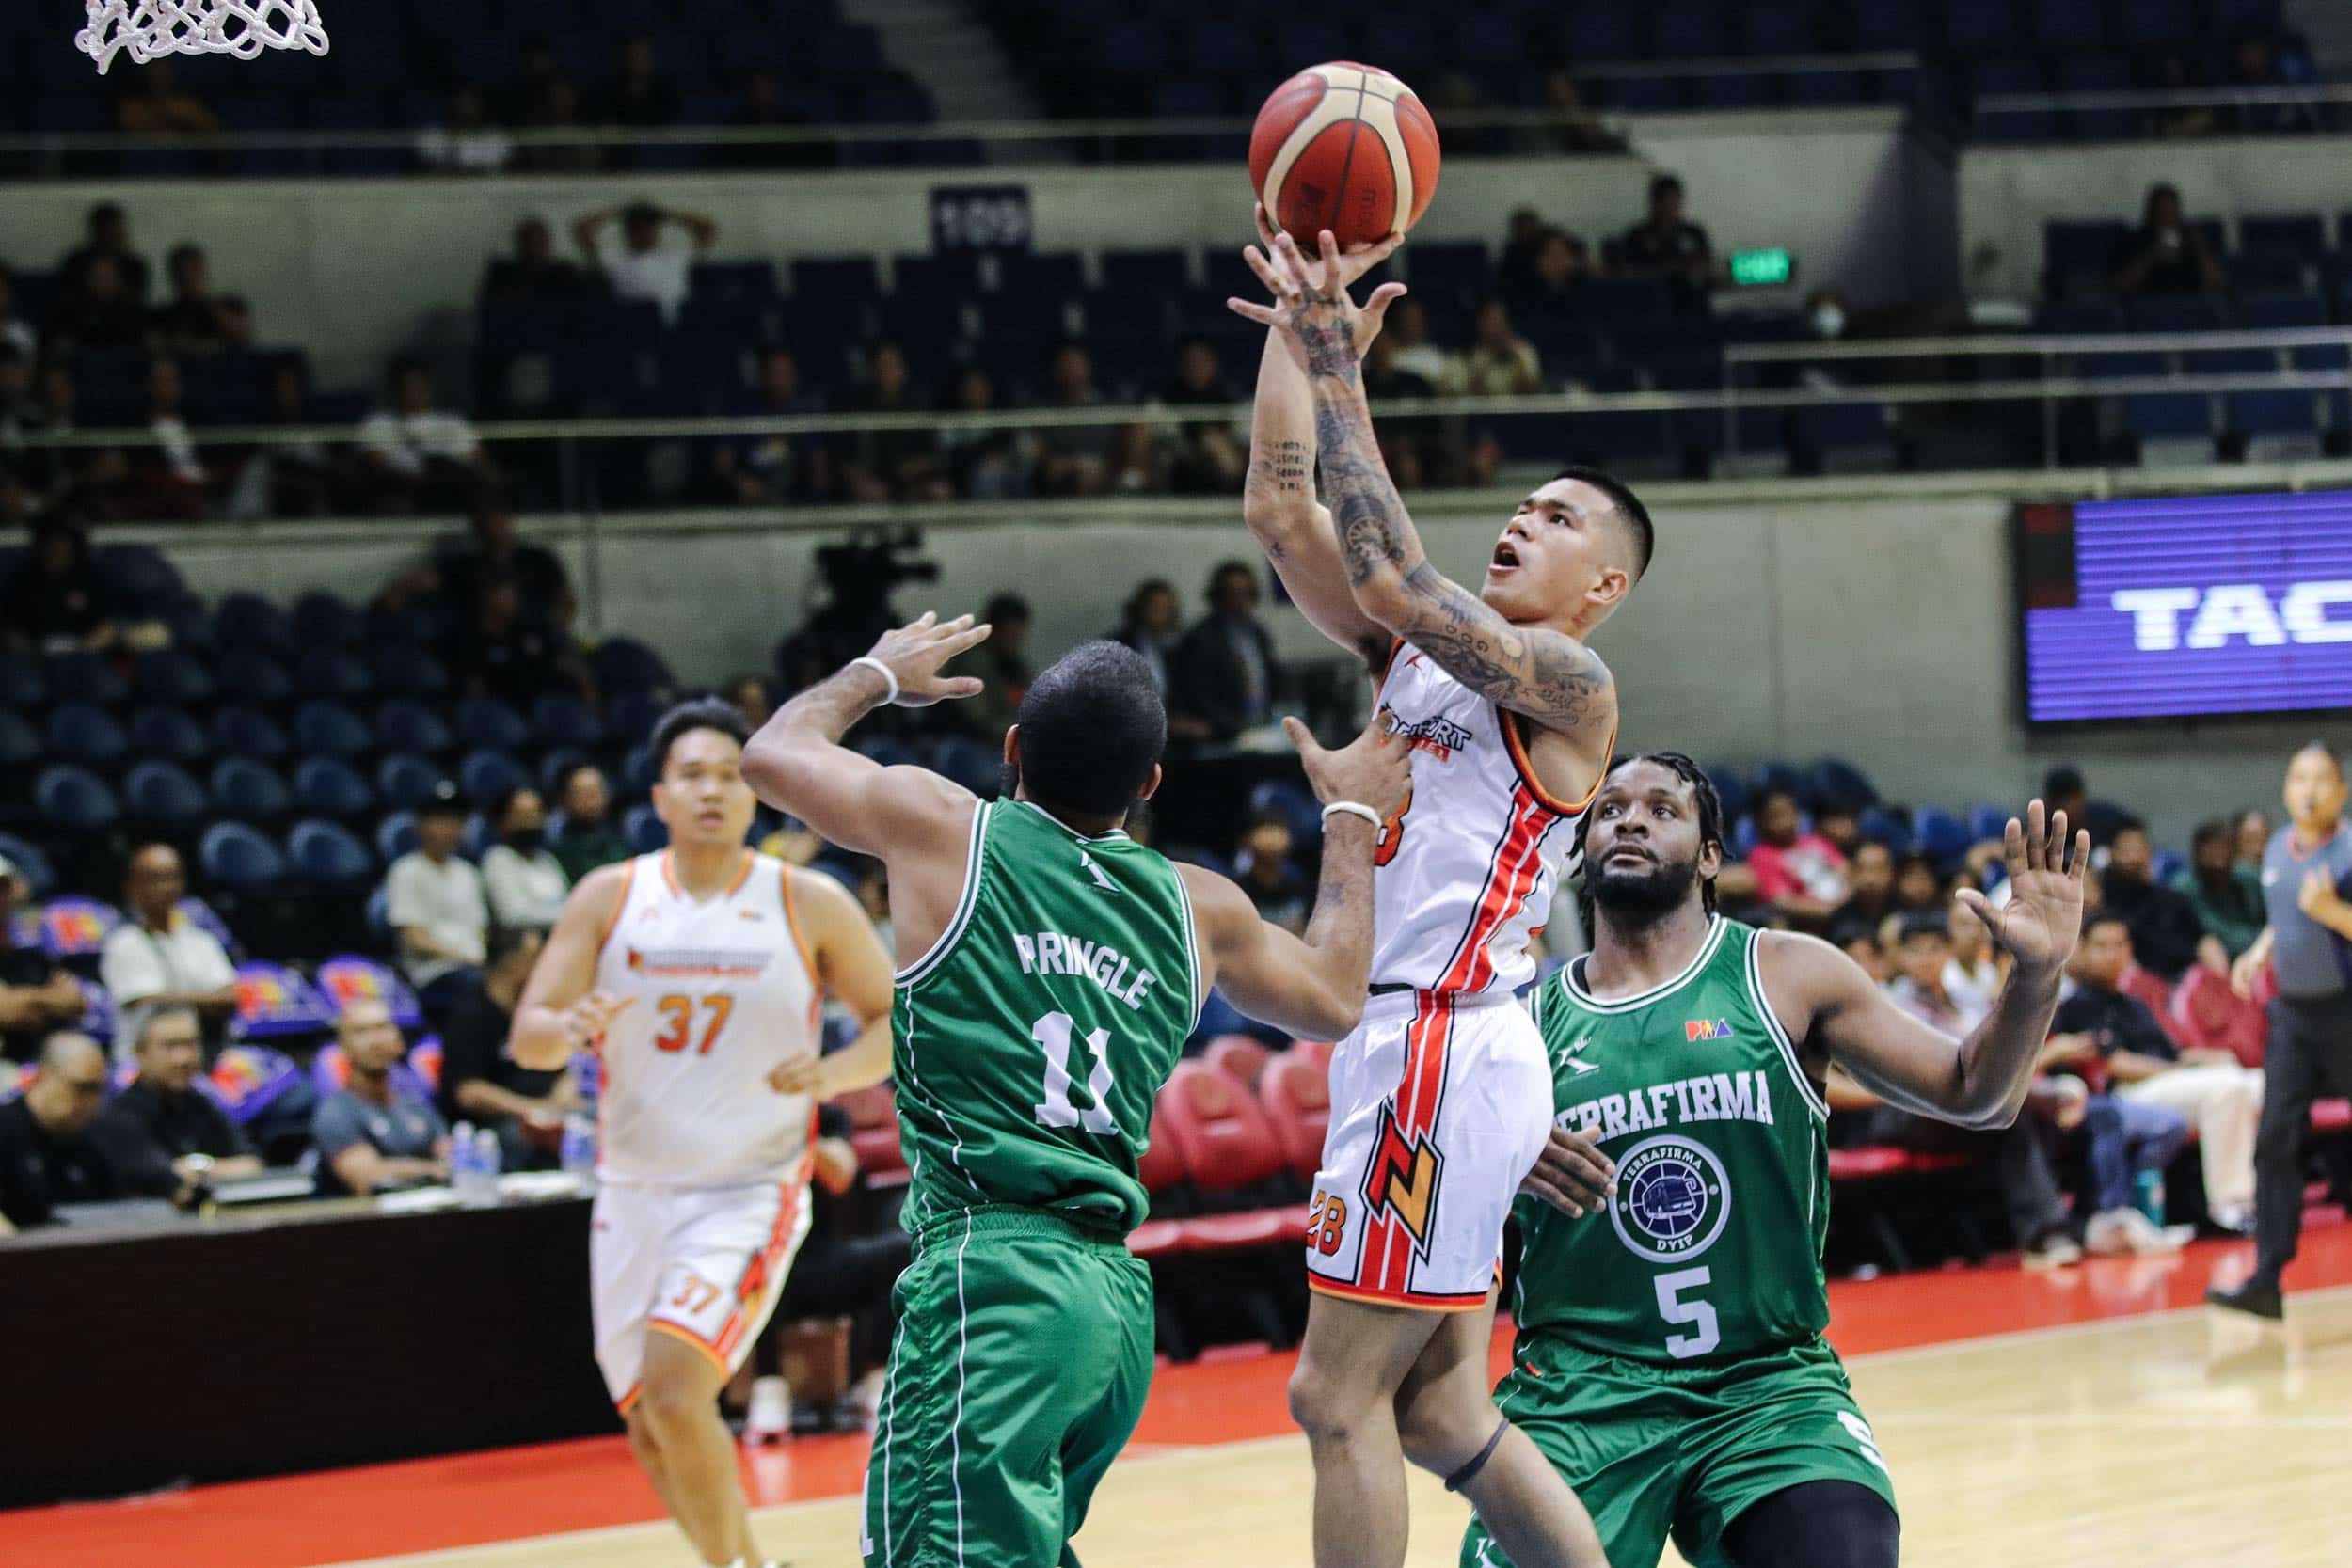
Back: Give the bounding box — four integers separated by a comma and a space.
77, 0, 330, 74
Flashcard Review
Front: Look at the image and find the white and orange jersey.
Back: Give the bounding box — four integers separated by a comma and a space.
1370, 642, 1606, 996
592, 850, 821, 1188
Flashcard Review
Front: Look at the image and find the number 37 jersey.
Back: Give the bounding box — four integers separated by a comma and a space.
594, 850, 821, 1189
892, 800, 1200, 1237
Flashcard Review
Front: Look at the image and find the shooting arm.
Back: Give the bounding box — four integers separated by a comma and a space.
739, 661, 972, 862
1242, 330, 1388, 659
1182, 814, 1377, 1041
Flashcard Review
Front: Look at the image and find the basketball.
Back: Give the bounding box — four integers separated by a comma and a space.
1249, 62, 1441, 251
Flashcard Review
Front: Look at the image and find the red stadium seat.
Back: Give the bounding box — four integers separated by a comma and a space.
2120, 965, 2176, 1041
1136, 1102, 1185, 1195
2313, 1100, 2351, 1133
834, 1084, 907, 1184
2169, 965, 2267, 1068
1828, 1147, 1977, 1180
1156, 1061, 1287, 1193
1203, 1035, 1273, 1090
1292, 1038, 1336, 1072
1259, 1050, 1332, 1184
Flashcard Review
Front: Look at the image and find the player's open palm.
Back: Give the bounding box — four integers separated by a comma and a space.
1287, 707, 1409, 821
863, 611, 993, 707
1955, 800, 2090, 974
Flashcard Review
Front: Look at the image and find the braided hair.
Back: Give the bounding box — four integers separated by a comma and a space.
1572, 751, 1727, 916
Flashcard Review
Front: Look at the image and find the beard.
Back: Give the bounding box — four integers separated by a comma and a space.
1589, 848, 1703, 919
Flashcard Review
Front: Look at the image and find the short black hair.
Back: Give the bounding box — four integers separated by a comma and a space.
650, 697, 750, 775
1206, 560, 1258, 599
1013, 641, 1166, 819
1828, 916, 1880, 951
984, 593, 1032, 625
1554, 466, 1655, 582
2190, 818, 2232, 856
1573, 751, 1725, 915
1898, 910, 1950, 944
2042, 765, 2086, 799
1756, 785, 1801, 815
1649, 172, 1685, 200
490, 784, 538, 826
2083, 906, 2132, 939
2110, 815, 2149, 842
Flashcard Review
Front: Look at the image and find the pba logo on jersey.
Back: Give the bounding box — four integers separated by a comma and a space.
1361, 1102, 1445, 1255
1608, 1133, 1733, 1264
1685, 1017, 1735, 1041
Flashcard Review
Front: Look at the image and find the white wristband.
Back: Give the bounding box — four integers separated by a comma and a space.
1321, 800, 1383, 830
850, 657, 901, 706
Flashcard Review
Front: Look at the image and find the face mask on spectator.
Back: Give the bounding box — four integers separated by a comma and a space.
505, 827, 545, 854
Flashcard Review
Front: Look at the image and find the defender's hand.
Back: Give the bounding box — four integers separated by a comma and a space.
1286, 707, 1409, 821
1520, 1126, 1616, 1218
861, 611, 993, 708
1955, 800, 2090, 976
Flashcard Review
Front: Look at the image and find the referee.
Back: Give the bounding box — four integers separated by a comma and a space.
2208, 742, 2352, 1321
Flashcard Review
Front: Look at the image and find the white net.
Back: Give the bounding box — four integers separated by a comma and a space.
77, 0, 330, 74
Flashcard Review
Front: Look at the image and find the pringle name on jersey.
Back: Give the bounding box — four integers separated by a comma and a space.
1558, 1067, 1779, 1142
1010, 931, 1161, 1011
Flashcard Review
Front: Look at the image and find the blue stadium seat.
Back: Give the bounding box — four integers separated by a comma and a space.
1362, 15, 1438, 64
689, 260, 778, 300
532, 692, 605, 749
211, 757, 293, 822
374, 752, 441, 813
214, 591, 292, 652
537, 747, 591, 798
0, 711, 41, 770
211, 705, 290, 761
459, 749, 528, 808
1099, 249, 1189, 293
374, 699, 453, 755
1856, 806, 1914, 855
620, 743, 658, 798
1915, 808, 1970, 866
294, 756, 375, 820
994, 252, 1088, 299
1565, 8, 1641, 60
2129, 297, 2226, 333
1791, 402, 1899, 473
0, 832, 57, 897
293, 648, 374, 702
36, 765, 121, 832
893, 253, 984, 295
2043, 220, 2130, 293
1651, 3, 1730, 59
791, 256, 882, 297
1737, 7, 1810, 55
216, 649, 294, 707
462, 811, 499, 859
2239, 214, 2327, 261
45, 651, 128, 706
288, 819, 375, 887
125, 761, 210, 829
2029, 0, 2105, 52
373, 643, 450, 698
2231, 390, 2325, 459
624, 802, 668, 854
289, 591, 366, 648
95, 542, 183, 608
2239, 293, 2327, 329
375, 811, 420, 863
294, 700, 373, 760
2229, 252, 2312, 295
1968, 805, 2011, 844
46, 703, 128, 767
1805, 759, 1880, 813
135, 649, 215, 705
0, 652, 44, 709
1702, 766, 1751, 828
592, 637, 673, 694
2123, 391, 2217, 463
455, 696, 532, 752
199, 822, 287, 892
1940, 0, 2019, 55
2115, 0, 2194, 49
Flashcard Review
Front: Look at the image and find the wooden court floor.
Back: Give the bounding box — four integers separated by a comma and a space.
11, 1231, 2352, 1568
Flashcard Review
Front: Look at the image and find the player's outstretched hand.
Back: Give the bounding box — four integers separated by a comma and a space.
1229, 226, 1408, 371
563, 990, 631, 1049
1286, 707, 1409, 822
1520, 1124, 1616, 1218
1254, 200, 1402, 293
861, 611, 993, 708
1954, 800, 2090, 976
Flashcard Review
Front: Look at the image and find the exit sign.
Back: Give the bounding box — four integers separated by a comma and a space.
1728, 247, 1794, 287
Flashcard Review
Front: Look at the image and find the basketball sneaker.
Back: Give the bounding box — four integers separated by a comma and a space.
743, 1376, 790, 1445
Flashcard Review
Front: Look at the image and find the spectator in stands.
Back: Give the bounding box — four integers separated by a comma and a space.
151, 243, 232, 355
552, 763, 629, 882
1108, 420, 1169, 495
573, 201, 716, 326
602, 35, 679, 130
2147, 54, 2222, 140
227, 357, 337, 519
438, 927, 578, 1169
1746, 787, 1850, 927
1891, 853, 1944, 915
1813, 803, 1863, 862
134, 356, 208, 519
387, 781, 489, 1024
504, 36, 564, 124
518, 73, 598, 175
481, 217, 586, 304
1830, 915, 1889, 986
1497, 207, 1549, 301
482, 786, 569, 936
1526, 71, 1623, 155
1109, 578, 1184, 707
2108, 183, 2223, 298
1832, 841, 1898, 931
726, 673, 773, 735
44, 253, 151, 354
90, 1006, 261, 1201
1460, 298, 1542, 397
709, 345, 834, 505
2102, 819, 2221, 982
1613, 173, 1714, 305
937, 366, 1025, 501
0, 266, 34, 358
2235, 808, 2273, 875
1235, 811, 1310, 933
0, 1034, 119, 1232
452, 573, 583, 705
3, 516, 124, 654
955, 592, 1033, 743
725, 69, 837, 171
1361, 331, 1435, 403
1382, 296, 1456, 391
2057, 911, 2262, 1233
842, 340, 944, 502
430, 500, 569, 620
215, 294, 255, 350
1035, 341, 1116, 498
113, 58, 219, 135
417, 83, 515, 176
1161, 337, 1245, 495
100, 843, 239, 1058
0, 855, 86, 1066
312, 997, 452, 1195
2228, 33, 2318, 135
2174, 818, 2267, 960
1169, 560, 1278, 744
58, 202, 152, 304
1945, 897, 2003, 1021
1507, 228, 1591, 313
358, 356, 490, 513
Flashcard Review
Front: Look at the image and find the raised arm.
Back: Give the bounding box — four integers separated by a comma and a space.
1183, 709, 1407, 1039
1233, 230, 1613, 736
1764, 803, 2090, 1132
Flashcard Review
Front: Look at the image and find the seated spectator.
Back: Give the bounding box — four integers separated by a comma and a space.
2108, 183, 2223, 298
601, 35, 679, 129
572, 201, 716, 325
416, 83, 514, 175
100, 843, 239, 1057
57, 201, 152, 304
481, 216, 587, 304
1497, 206, 1549, 301
227, 357, 339, 519
1746, 788, 1850, 926
312, 998, 452, 1195
438, 927, 578, 1169
1382, 296, 1457, 391
1944, 897, 2003, 1020
2235, 808, 2272, 873
44, 253, 151, 354
2147, 54, 2222, 140
2173, 818, 2266, 960
724, 69, 839, 171
386, 782, 489, 1022
2054, 911, 2262, 1232
0, 265, 35, 358
482, 786, 569, 935
842, 340, 945, 502
1829, 915, 1889, 986
1235, 811, 1310, 932
937, 366, 1025, 501
89, 1006, 261, 1200
1613, 173, 1713, 305
1108, 419, 1168, 494
358, 356, 491, 514
2102, 818, 2220, 982
2228, 33, 2318, 135
1506, 228, 1591, 313
0, 1034, 119, 1231
452, 574, 581, 706
151, 243, 232, 355
0, 855, 87, 1065
953, 593, 1033, 742
1161, 336, 1245, 495
112, 58, 218, 135
134, 355, 208, 519
431, 499, 569, 621
1361, 332, 1435, 402
1525, 70, 1623, 155
1891, 853, 1943, 915
1108, 578, 1183, 706
1459, 298, 1542, 396
1832, 841, 1898, 931
516, 73, 598, 175
725, 673, 773, 735
710, 346, 832, 505
3, 516, 125, 655
1169, 561, 1278, 744
1035, 341, 1116, 498
552, 763, 630, 882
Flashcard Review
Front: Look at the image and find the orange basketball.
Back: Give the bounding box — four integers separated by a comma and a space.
1249, 62, 1441, 251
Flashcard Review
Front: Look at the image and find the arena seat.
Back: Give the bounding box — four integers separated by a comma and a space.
45, 651, 129, 706
1259, 1050, 1331, 1185
128, 704, 211, 766
200, 821, 289, 892
287, 819, 376, 888
211, 757, 294, 823
0, 711, 40, 774
1203, 1036, 1272, 1090
35, 765, 121, 833
374, 811, 419, 863
217, 649, 295, 706
623, 803, 668, 854
1154, 1062, 1297, 1252
0, 834, 56, 899
294, 700, 373, 761
294, 649, 374, 703
124, 761, 211, 830
45, 703, 129, 768
455, 697, 532, 752
1827, 1147, 1977, 1180
373, 699, 453, 756
134, 648, 215, 705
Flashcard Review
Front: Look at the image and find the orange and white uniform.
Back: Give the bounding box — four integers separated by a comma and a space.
589, 849, 822, 1408
1306, 643, 1603, 1309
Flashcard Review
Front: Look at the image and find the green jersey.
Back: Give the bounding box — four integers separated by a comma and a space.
892, 800, 1200, 1236
1516, 916, 1833, 1367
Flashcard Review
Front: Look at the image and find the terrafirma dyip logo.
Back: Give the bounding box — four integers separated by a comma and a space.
1685, 1018, 1734, 1042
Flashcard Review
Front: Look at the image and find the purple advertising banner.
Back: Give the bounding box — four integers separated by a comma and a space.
2022, 490, 2352, 721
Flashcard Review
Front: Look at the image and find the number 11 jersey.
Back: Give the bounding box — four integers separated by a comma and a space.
892, 800, 1200, 1236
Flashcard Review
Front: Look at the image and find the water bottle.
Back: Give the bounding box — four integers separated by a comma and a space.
473, 1126, 502, 1200
561, 1114, 597, 1181
570, 1048, 600, 1106
449, 1120, 476, 1191
2134, 1168, 2166, 1226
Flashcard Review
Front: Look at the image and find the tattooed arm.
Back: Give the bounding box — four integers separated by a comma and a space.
1233, 230, 1614, 736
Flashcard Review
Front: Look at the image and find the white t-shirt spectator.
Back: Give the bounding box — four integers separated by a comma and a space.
384, 850, 488, 988
98, 916, 236, 1058
481, 843, 569, 933
415, 125, 513, 175
358, 407, 481, 477
594, 230, 694, 323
